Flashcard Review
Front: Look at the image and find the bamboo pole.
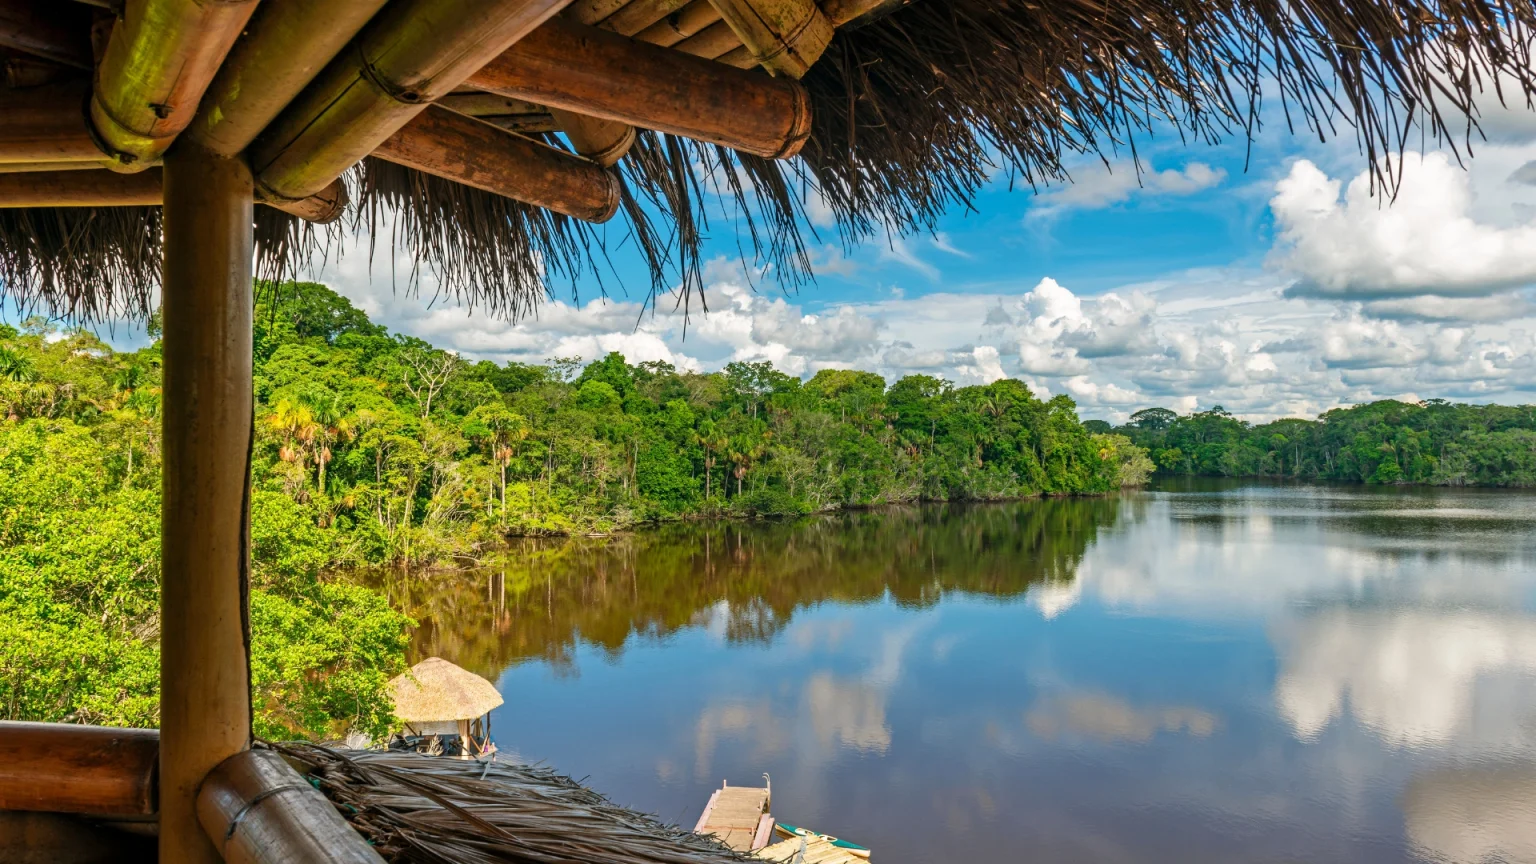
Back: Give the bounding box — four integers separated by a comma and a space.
248, 0, 572, 204
0, 722, 158, 817
0, 80, 104, 163
0, 166, 348, 223
376, 104, 621, 222
820, 0, 909, 27
0, 168, 161, 206
188, 0, 391, 157
597, 0, 691, 35
0, 0, 93, 68
551, 108, 635, 166
674, 18, 740, 59
438, 92, 548, 118
0, 160, 108, 174
89, 0, 261, 169
197, 750, 385, 864
467, 17, 811, 159
159, 141, 255, 864
707, 0, 832, 77
634, 0, 719, 46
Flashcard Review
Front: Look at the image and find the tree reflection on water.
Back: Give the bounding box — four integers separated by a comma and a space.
366, 497, 1129, 679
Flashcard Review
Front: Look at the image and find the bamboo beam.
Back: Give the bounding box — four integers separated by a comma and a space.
376, 104, 620, 222
707, 0, 831, 77
0, 0, 93, 68
551, 107, 634, 166
197, 750, 385, 864
188, 0, 391, 157
596, 0, 690, 35
0, 722, 158, 817
0, 80, 103, 163
467, 17, 811, 159
820, 0, 909, 27
633, 0, 718, 46
89, 0, 261, 169
0, 167, 161, 205
0, 160, 108, 173
438, 92, 548, 118
248, 0, 573, 204
159, 141, 255, 864
674, 18, 739, 59
0, 166, 348, 223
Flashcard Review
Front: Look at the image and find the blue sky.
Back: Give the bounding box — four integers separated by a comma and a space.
31, 86, 1536, 422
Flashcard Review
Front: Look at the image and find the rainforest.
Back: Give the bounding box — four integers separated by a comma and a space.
0, 281, 1149, 739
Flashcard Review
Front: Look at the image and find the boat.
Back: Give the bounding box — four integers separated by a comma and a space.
693, 777, 873, 862
772, 822, 872, 858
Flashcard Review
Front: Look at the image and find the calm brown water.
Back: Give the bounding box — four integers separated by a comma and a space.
377, 480, 1536, 863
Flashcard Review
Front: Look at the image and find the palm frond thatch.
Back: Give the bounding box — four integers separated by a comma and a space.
2, 0, 1533, 322
272, 742, 749, 864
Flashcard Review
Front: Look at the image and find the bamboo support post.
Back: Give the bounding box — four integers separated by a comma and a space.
248, 0, 572, 203
159, 141, 256, 864
0, 167, 348, 223
376, 104, 620, 222
467, 17, 811, 159
551, 107, 635, 166
707, 0, 832, 77
0, 80, 105, 163
820, 0, 909, 27
0, 0, 93, 68
188, 0, 392, 157
0, 722, 158, 817
89, 0, 261, 169
197, 750, 385, 864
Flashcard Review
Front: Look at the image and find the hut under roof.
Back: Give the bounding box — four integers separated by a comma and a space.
1, 0, 1534, 861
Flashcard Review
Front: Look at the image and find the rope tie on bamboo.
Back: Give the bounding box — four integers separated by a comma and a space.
222, 782, 313, 840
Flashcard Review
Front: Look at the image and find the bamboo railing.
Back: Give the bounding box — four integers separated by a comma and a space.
0, 722, 383, 863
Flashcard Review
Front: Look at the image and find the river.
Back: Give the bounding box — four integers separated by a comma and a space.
376, 480, 1536, 863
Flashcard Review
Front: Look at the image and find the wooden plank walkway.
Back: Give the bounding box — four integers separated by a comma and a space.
694, 784, 771, 852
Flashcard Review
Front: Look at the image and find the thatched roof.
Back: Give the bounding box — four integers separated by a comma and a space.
2, 0, 1535, 321
389, 657, 505, 723
273, 742, 749, 863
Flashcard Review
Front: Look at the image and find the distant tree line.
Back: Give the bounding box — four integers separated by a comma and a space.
0, 280, 1146, 738
1107, 400, 1536, 486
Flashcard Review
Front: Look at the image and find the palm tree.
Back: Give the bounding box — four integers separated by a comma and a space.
264, 399, 318, 468
303, 391, 355, 497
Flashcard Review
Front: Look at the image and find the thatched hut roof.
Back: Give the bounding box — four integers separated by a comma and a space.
389, 657, 505, 723
1, 0, 1534, 321
274, 742, 750, 863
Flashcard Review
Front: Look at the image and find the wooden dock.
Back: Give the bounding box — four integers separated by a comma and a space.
694, 783, 774, 852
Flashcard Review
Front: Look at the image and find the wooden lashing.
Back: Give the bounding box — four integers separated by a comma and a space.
376, 104, 621, 222
707, 0, 832, 77
159, 142, 256, 864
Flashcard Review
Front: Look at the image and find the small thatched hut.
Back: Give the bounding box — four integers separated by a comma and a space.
1, 0, 1534, 860
389, 657, 505, 758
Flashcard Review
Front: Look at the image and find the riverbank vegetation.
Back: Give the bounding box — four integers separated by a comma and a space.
1114, 401, 1536, 485
0, 280, 1142, 736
